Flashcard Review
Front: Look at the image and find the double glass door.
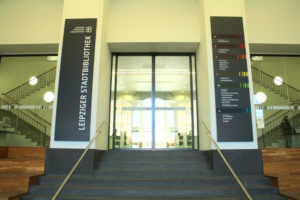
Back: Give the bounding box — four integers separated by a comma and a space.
109, 54, 198, 150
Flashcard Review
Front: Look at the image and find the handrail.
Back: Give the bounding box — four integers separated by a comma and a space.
252, 66, 300, 94
0, 97, 47, 133
258, 99, 300, 124
251, 66, 300, 103
200, 120, 252, 200
52, 119, 107, 200
251, 65, 300, 146
4, 67, 57, 95
2, 94, 52, 126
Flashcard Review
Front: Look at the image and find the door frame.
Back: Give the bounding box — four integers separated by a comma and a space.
109, 53, 199, 150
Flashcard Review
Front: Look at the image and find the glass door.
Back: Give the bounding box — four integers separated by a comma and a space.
155, 56, 192, 148
109, 54, 198, 150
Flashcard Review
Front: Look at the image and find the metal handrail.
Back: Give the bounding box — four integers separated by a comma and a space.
52, 119, 107, 200
251, 66, 300, 103
200, 120, 252, 200
0, 97, 47, 133
4, 67, 57, 96
2, 94, 52, 126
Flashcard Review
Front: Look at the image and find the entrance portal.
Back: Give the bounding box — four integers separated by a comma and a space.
109, 54, 198, 150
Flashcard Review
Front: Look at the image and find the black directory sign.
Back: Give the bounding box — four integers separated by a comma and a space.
211, 17, 253, 142
55, 18, 97, 141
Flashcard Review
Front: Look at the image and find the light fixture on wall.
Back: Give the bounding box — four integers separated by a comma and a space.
256, 92, 267, 103
274, 76, 283, 85
47, 56, 58, 61
251, 56, 264, 62
29, 76, 38, 85
44, 91, 54, 103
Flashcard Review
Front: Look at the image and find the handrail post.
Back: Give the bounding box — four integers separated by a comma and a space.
200, 120, 252, 200
52, 119, 107, 200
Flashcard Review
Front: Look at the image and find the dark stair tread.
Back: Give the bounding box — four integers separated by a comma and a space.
39, 175, 271, 181
20, 194, 287, 200
30, 184, 276, 190
94, 168, 211, 172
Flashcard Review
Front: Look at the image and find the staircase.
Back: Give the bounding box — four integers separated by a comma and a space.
251, 66, 300, 148
0, 109, 50, 147
0, 147, 46, 200
0, 67, 55, 147
251, 66, 300, 103
3, 67, 56, 103
20, 150, 286, 199
257, 112, 300, 148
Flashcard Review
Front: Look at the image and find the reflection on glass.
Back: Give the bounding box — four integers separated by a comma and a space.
110, 55, 198, 149
0, 56, 55, 147
192, 55, 198, 149
155, 56, 192, 149
109, 56, 116, 149
252, 56, 300, 148
114, 56, 152, 149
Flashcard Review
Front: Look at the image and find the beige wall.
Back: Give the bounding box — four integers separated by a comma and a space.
107, 0, 200, 43
1, 0, 300, 54
94, 0, 112, 150
245, 0, 300, 45
245, 0, 300, 54
107, 0, 201, 52
0, 0, 63, 54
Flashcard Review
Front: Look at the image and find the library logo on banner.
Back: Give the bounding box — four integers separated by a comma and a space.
70, 26, 93, 34
86, 26, 92, 33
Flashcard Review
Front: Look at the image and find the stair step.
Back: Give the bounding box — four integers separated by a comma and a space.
97, 162, 209, 170
93, 169, 213, 178
102, 150, 202, 156
20, 150, 285, 199
100, 155, 207, 162
37, 175, 271, 187
0, 159, 45, 173
19, 194, 287, 200
27, 185, 279, 197
0, 191, 27, 200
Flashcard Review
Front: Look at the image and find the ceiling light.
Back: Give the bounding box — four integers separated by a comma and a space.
274, 76, 283, 85
44, 92, 54, 103
29, 76, 38, 85
256, 92, 267, 103
251, 56, 263, 62
47, 56, 58, 61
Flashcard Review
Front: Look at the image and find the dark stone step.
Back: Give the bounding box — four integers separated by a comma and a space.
27, 185, 279, 197
20, 194, 287, 200
96, 162, 209, 170
102, 150, 204, 157
37, 176, 271, 187
100, 155, 207, 162
93, 169, 212, 178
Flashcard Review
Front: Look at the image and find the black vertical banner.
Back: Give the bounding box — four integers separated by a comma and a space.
211, 17, 253, 142
55, 18, 97, 141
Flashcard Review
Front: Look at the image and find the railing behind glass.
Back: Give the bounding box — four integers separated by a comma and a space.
2, 94, 52, 126
3, 67, 56, 102
251, 66, 300, 148
52, 119, 107, 200
257, 109, 300, 148
200, 120, 252, 200
252, 66, 300, 103
0, 97, 49, 146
